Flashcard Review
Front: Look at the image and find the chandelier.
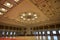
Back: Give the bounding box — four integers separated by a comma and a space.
20, 12, 38, 21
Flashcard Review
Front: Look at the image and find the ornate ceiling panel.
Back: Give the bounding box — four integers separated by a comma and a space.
0, 0, 23, 16
0, 0, 60, 27
30, 0, 60, 20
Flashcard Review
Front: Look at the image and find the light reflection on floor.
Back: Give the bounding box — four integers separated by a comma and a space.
0, 36, 36, 40
0, 36, 59, 40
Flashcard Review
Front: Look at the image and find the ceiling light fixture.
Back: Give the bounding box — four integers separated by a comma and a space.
28, 13, 32, 15
0, 8, 7, 12
34, 14, 37, 16
14, 0, 19, 2
20, 12, 38, 21
21, 16, 23, 18
0, 12, 3, 15
4, 2, 13, 8
22, 13, 26, 16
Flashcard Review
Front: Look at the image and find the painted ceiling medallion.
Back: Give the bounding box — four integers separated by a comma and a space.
20, 12, 38, 21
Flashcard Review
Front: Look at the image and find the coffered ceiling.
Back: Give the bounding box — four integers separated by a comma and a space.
0, 0, 60, 27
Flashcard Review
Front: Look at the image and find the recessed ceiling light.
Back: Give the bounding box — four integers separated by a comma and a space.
21, 16, 23, 18
22, 13, 25, 16
0, 12, 3, 15
4, 2, 13, 8
14, 0, 19, 2
28, 13, 32, 15
0, 8, 7, 12
34, 14, 37, 16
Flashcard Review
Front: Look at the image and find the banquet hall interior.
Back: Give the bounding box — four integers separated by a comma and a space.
0, 0, 60, 40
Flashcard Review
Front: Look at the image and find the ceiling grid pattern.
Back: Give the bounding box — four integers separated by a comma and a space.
0, 0, 60, 27
30, 0, 60, 19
